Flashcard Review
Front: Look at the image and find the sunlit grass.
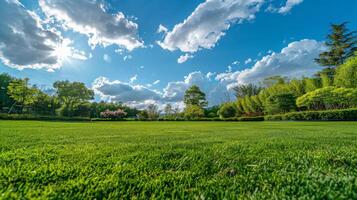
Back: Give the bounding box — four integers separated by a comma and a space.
1, 121, 357, 199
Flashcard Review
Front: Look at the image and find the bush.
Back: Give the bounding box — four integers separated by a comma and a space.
296, 87, 357, 110
265, 108, 357, 121
100, 109, 127, 119
0, 114, 91, 121
184, 105, 205, 119
218, 103, 237, 119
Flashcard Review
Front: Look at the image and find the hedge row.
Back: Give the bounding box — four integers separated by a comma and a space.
265, 108, 357, 121
1, 108, 356, 121
0, 114, 91, 121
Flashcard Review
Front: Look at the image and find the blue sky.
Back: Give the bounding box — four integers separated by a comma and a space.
0, 0, 356, 109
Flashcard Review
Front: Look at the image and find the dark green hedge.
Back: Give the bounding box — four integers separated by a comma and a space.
0, 114, 91, 121
265, 108, 357, 121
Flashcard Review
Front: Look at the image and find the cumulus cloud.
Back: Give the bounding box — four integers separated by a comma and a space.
92, 77, 162, 103
0, 0, 85, 71
177, 54, 194, 64
158, 0, 263, 53
245, 58, 253, 64
39, 0, 143, 51
216, 39, 326, 85
267, 0, 304, 14
162, 72, 234, 106
130, 74, 138, 83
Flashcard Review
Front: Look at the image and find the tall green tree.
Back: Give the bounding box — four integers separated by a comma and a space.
184, 85, 208, 108
53, 81, 94, 116
315, 23, 356, 68
334, 53, 357, 88
0, 73, 15, 111
233, 83, 262, 99
7, 78, 39, 113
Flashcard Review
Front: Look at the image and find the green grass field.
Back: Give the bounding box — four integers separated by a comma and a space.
1, 121, 357, 199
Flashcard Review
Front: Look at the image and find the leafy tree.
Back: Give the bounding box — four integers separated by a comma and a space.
164, 104, 173, 116
264, 93, 296, 115
233, 83, 262, 99
334, 53, 357, 88
146, 104, 160, 120
0, 73, 15, 112
218, 103, 237, 119
204, 105, 220, 118
184, 85, 208, 108
184, 105, 205, 119
137, 110, 149, 120
315, 23, 356, 68
32, 92, 60, 116
7, 78, 39, 113
53, 81, 94, 117
304, 78, 321, 92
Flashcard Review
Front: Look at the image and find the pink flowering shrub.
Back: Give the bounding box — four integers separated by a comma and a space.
100, 109, 127, 119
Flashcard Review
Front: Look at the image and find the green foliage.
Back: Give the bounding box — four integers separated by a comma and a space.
217, 103, 237, 119
265, 108, 357, 121
1, 121, 357, 199
146, 104, 160, 120
233, 83, 262, 99
296, 87, 357, 110
315, 22, 357, 67
304, 78, 321, 92
184, 85, 208, 108
184, 105, 205, 119
264, 92, 296, 115
334, 54, 357, 88
7, 78, 39, 113
0, 73, 15, 111
204, 105, 220, 118
32, 92, 60, 116
53, 81, 94, 117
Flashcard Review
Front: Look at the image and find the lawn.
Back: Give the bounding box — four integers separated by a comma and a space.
1, 121, 357, 199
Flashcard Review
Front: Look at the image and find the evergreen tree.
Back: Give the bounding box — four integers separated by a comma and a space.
315, 23, 356, 68
184, 85, 208, 108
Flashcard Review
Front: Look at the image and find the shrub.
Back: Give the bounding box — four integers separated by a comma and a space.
218, 103, 237, 119
0, 114, 91, 121
100, 109, 127, 119
264, 92, 296, 115
265, 108, 357, 121
184, 105, 205, 119
297, 87, 357, 110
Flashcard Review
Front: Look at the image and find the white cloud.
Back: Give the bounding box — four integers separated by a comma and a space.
39, 0, 143, 51
177, 54, 194, 64
0, 0, 85, 71
153, 80, 160, 85
245, 58, 253, 64
268, 0, 304, 14
103, 54, 111, 63
130, 74, 138, 83
92, 77, 161, 103
162, 71, 234, 106
216, 39, 326, 85
157, 24, 168, 34
158, 0, 263, 53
